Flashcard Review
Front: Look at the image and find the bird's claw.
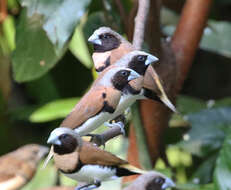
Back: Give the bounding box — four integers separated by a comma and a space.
104, 121, 125, 136
85, 134, 106, 148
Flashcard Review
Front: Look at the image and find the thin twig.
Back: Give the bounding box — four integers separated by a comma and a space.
132, 0, 150, 49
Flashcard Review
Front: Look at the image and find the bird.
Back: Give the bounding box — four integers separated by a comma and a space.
47, 127, 175, 190
123, 172, 175, 190
0, 144, 48, 190
60, 67, 141, 136
88, 26, 177, 113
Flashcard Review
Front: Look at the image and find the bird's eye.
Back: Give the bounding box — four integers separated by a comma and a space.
120, 70, 129, 76
137, 55, 146, 62
154, 177, 165, 185
61, 134, 68, 139
103, 34, 110, 39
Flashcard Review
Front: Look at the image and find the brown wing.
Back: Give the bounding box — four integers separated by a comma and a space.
60, 86, 121, 129
143, 66, 157, 92
79, 141, 128, 166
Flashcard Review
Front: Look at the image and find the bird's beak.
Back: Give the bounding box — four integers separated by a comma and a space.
151, 67, 178, 113
128, 70, 140, 81
145, 55, 159, 66
88, 34, 102, 45
161, 177, 175, 189
47, 134, 61, 146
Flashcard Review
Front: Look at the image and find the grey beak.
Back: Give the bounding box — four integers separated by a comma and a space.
145, 55, 159, 65
88, 34, 102, 45
128, 69, 141, 81
47, 135, 61, 146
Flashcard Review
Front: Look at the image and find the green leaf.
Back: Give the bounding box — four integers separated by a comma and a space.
161, 8, 231, 58
201, 21, 231, 58
69, 23, 93, 69
178, 107, 231, 157
214, 130, 231, 190
12, 11, 65, 82
191, 154, 217, 184
13, 0, 91, 82
176, 95, 207, 114
29, 97, 80, 123
20, 0, 91, 53
176, 183, 214, 190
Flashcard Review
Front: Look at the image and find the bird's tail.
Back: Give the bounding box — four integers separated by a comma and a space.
118, 164, 147, 176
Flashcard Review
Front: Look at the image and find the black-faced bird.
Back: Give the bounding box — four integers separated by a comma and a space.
47, 128, 175, 190
0, 144, 48, 190
60, 67, 140, 136
88, 27, 176, 113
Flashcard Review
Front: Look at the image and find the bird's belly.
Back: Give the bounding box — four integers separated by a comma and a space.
64, 165, 117, 183
75, 112, 111, 136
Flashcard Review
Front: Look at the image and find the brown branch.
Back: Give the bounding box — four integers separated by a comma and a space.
132, 0, 150, 49
0, 0, 7, 24
127, 0, 212, 171
171, 0, 212, 92
90, 126, 123, 146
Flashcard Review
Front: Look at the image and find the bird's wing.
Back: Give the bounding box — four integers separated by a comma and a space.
79, 141, 128, 166
60, 86, 121, 129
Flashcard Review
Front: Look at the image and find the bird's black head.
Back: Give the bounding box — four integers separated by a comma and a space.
48, 128, 80, 155
111, 69, 139, 91
53, 133, 78, 155
128, 54, 149, 75
88, 27, 122, 52
96, 33, 120, 52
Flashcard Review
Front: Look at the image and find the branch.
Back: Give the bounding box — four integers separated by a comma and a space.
132, 0, 150, 49
0, 0, 7, 24
90, 125, 123, 146
171, 0, 212, 92
127, 0, 212, 169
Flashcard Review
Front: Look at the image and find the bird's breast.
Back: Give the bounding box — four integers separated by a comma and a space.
64, 165, 117, 183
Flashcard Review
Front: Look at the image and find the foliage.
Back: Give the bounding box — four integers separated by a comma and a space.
1, 0, 231, 190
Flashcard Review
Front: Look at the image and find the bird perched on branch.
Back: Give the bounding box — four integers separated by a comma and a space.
0, 144, 48, 190
47, 128, 175, 190
60, 67, 141, 136
88, 27, 176, 113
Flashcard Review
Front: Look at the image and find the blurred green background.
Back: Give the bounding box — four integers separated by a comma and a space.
1, 0, 231, 189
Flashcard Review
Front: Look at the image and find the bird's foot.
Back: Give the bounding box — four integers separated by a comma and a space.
75, 180, 101, 190
104, 121, 125, 136
86, 134, 106, 148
